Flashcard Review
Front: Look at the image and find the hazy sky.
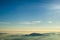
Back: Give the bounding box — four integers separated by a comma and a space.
0, 0, 60, 32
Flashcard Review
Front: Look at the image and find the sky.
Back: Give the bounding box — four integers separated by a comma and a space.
0, 0, 60, 33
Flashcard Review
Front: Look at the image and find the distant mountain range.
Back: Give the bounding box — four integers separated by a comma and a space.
0, 33, 7, 34
25, 33, 48, 36
25, 32, 60, 36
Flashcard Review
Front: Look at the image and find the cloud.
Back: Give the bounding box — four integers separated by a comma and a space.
20, 21, 41, 25
49, 4, 60, 10
0, 22, 10, 24
48, 21, 53, 24
47, 4, 60, 14
20, 22, 33, 24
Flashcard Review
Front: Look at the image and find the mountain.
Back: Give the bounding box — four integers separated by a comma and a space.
25, 33, 45, 36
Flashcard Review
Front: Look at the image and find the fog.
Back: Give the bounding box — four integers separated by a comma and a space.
0, 32, 60, 40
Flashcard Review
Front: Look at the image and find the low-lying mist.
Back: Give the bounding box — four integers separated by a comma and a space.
0, 32, 60, 40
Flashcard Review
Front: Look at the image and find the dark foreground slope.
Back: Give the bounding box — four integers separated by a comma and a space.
0, 32, 60, 40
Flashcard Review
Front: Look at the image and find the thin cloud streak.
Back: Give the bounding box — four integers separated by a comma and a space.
48, 21, 53, 24
0, 22, 10, 24
19, 21, 41, 25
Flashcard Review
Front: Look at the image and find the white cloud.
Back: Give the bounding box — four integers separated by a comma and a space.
47, 4, 60, 14
32, 21, 41, 24
20, 21, 41, 25
20, 22, 32, 24
50, 5, 60, 10
0, 22, 10, 24
48, 21, 53, 24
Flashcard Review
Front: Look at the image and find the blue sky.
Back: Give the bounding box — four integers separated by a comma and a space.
0, 0, 60, 30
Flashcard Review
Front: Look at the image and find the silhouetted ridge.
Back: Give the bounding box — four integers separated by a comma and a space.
25, 33, 44, 36
0, 33, 8, 36
0, 33, 7, 34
